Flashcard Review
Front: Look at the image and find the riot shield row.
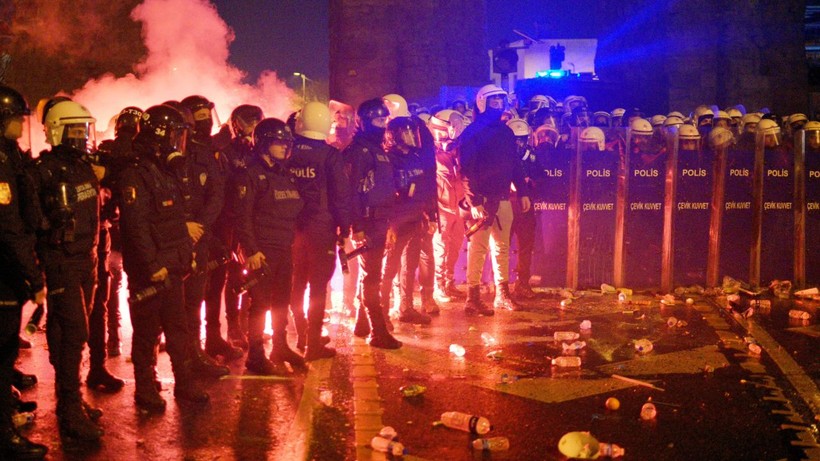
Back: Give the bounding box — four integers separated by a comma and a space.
528, 126, 818, 290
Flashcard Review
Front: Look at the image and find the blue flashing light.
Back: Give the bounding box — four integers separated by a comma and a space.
536, 70, 568, 79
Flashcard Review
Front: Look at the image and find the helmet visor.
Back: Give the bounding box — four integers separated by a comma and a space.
63, 122, 96, 153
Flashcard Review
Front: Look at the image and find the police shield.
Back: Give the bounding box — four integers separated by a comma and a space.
755, 123, 794, 285
804, 128, 820, 285
622, 126, 667, 288
531, 138, 571, 287
568, 127, 621, 289
671, 128, 714, 287
715, 130, 755, 285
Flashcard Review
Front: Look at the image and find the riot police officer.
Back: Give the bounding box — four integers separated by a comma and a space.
119, 104, 210, 413
344, 98, 402, 349
288, 101, 352, 362
235, 118, 303, 375
0, 85, 48, 459
204, 104, 264, 353
177, 96, 236, 374
26, 100, 104, 440
459, 85, 530, 315
507, 118, 538, 301
95, 106, 142, 358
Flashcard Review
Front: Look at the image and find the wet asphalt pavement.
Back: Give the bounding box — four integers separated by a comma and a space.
11, 286, 820, 460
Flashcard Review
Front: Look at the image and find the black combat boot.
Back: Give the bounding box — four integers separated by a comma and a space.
353, 305, 371, 338
173, 363, 210, 404
270, 331, 307, 369
420, 290, 440, 316
367, 306, 402, 349
57, 401, 104, 441
494, 282, 522, 311
398, 296, 432, 324
464, 285, 494, 316
191, 342, 230, 378
86, 364, 125, 393
444, 280, 466, 299
205, 331, 244, 361
512, 280, 537, 300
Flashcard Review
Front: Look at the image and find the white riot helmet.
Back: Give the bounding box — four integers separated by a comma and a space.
298, 101, 331, 141
804, 121, 820, 149
506, 118, 531, 137
727, 108, 743, 124
788, 113, 808, 131
650, 114, 667, 127
475, 84, 508, 114
629, 118, 653, 136
533, 124, 560, 148
709, 127, 734, 149
579, 126, 606, 151
529, 95, 550, 112
742, 113, 761, 133
383, 93, 411, 118
429, 109, 466, 145
714, 110, 731, 128
667, 111, 684, 119
679, 124, 701, 141
664, 115, 684, 128
693, 106, 714, 127
757, 118, 781, 146
44, 100, 96, 153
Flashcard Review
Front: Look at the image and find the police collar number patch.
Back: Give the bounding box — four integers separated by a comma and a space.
123, 186, 137, 205
0, 182, 11, 205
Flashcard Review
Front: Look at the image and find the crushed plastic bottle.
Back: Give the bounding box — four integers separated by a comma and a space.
660, 294, 676, 305
618, 292, 627, 304
562, 341, 587, 352
371, 435, 405, 456
554, 331, 580, 341
449, 344, 466, 357
552, 356, 582, 367
440, 411, 492, 434
480, 332, 497, 346
634, 339, 653, 354
580, 319, 592, 330
472, 436, 510, 451
788, 309, 811, 320
640, 402, 657, 420
400, 384, 427, 397
601, 283, 616, 294
599, 443, 626, 458
722, 276, 742, 294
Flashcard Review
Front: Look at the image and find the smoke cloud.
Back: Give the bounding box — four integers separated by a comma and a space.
67, 0, 296, 143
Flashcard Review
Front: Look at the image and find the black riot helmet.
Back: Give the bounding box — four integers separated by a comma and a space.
0, 85, 31, 120
253, 117, 293, 160
384, 116, 420, 153
114, 106, 143, 139
180, 94, 215, 139
137, 104, 188, 168
230, 104, 264, 139
356, 98, 389, 137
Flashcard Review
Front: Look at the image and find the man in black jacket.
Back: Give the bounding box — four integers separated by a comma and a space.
344, 99, 403, 349
459, 85, 531, 315
119, 105, 210, 413
234, 118, 304, 375
0, 85, 48, 459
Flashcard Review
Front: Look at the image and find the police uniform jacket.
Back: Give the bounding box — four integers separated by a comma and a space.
118, 148, 193, 286
0, 139, 43, 304
234, 156, 303, 255
385, 146, 437, 230
26, 145, 100, 259
178, 140, 225, 235
288, 135, 352, 236
345, 132, 395, 233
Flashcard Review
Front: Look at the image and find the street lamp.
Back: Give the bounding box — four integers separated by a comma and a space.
293, 72, 310, 101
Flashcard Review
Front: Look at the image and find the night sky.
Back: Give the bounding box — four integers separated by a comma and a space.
212, 1, 541, 85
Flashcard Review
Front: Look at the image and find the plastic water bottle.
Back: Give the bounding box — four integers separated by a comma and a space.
640, 402, 657, 420
440, 411, 492, 434
748, 343, 762, 355
580, 320, 592, 330
471, 436, 510, 451
788, 309, 811, 320
561, 341, 587, 352
551, 356, 582, 368
480, 332, 497, 346
449, 344, 466, 357
554, 331, 580, 341
599, 443, 626, 457
371, 435, 404, 456
634, 339, 653, 354
400, 384, 427, 397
